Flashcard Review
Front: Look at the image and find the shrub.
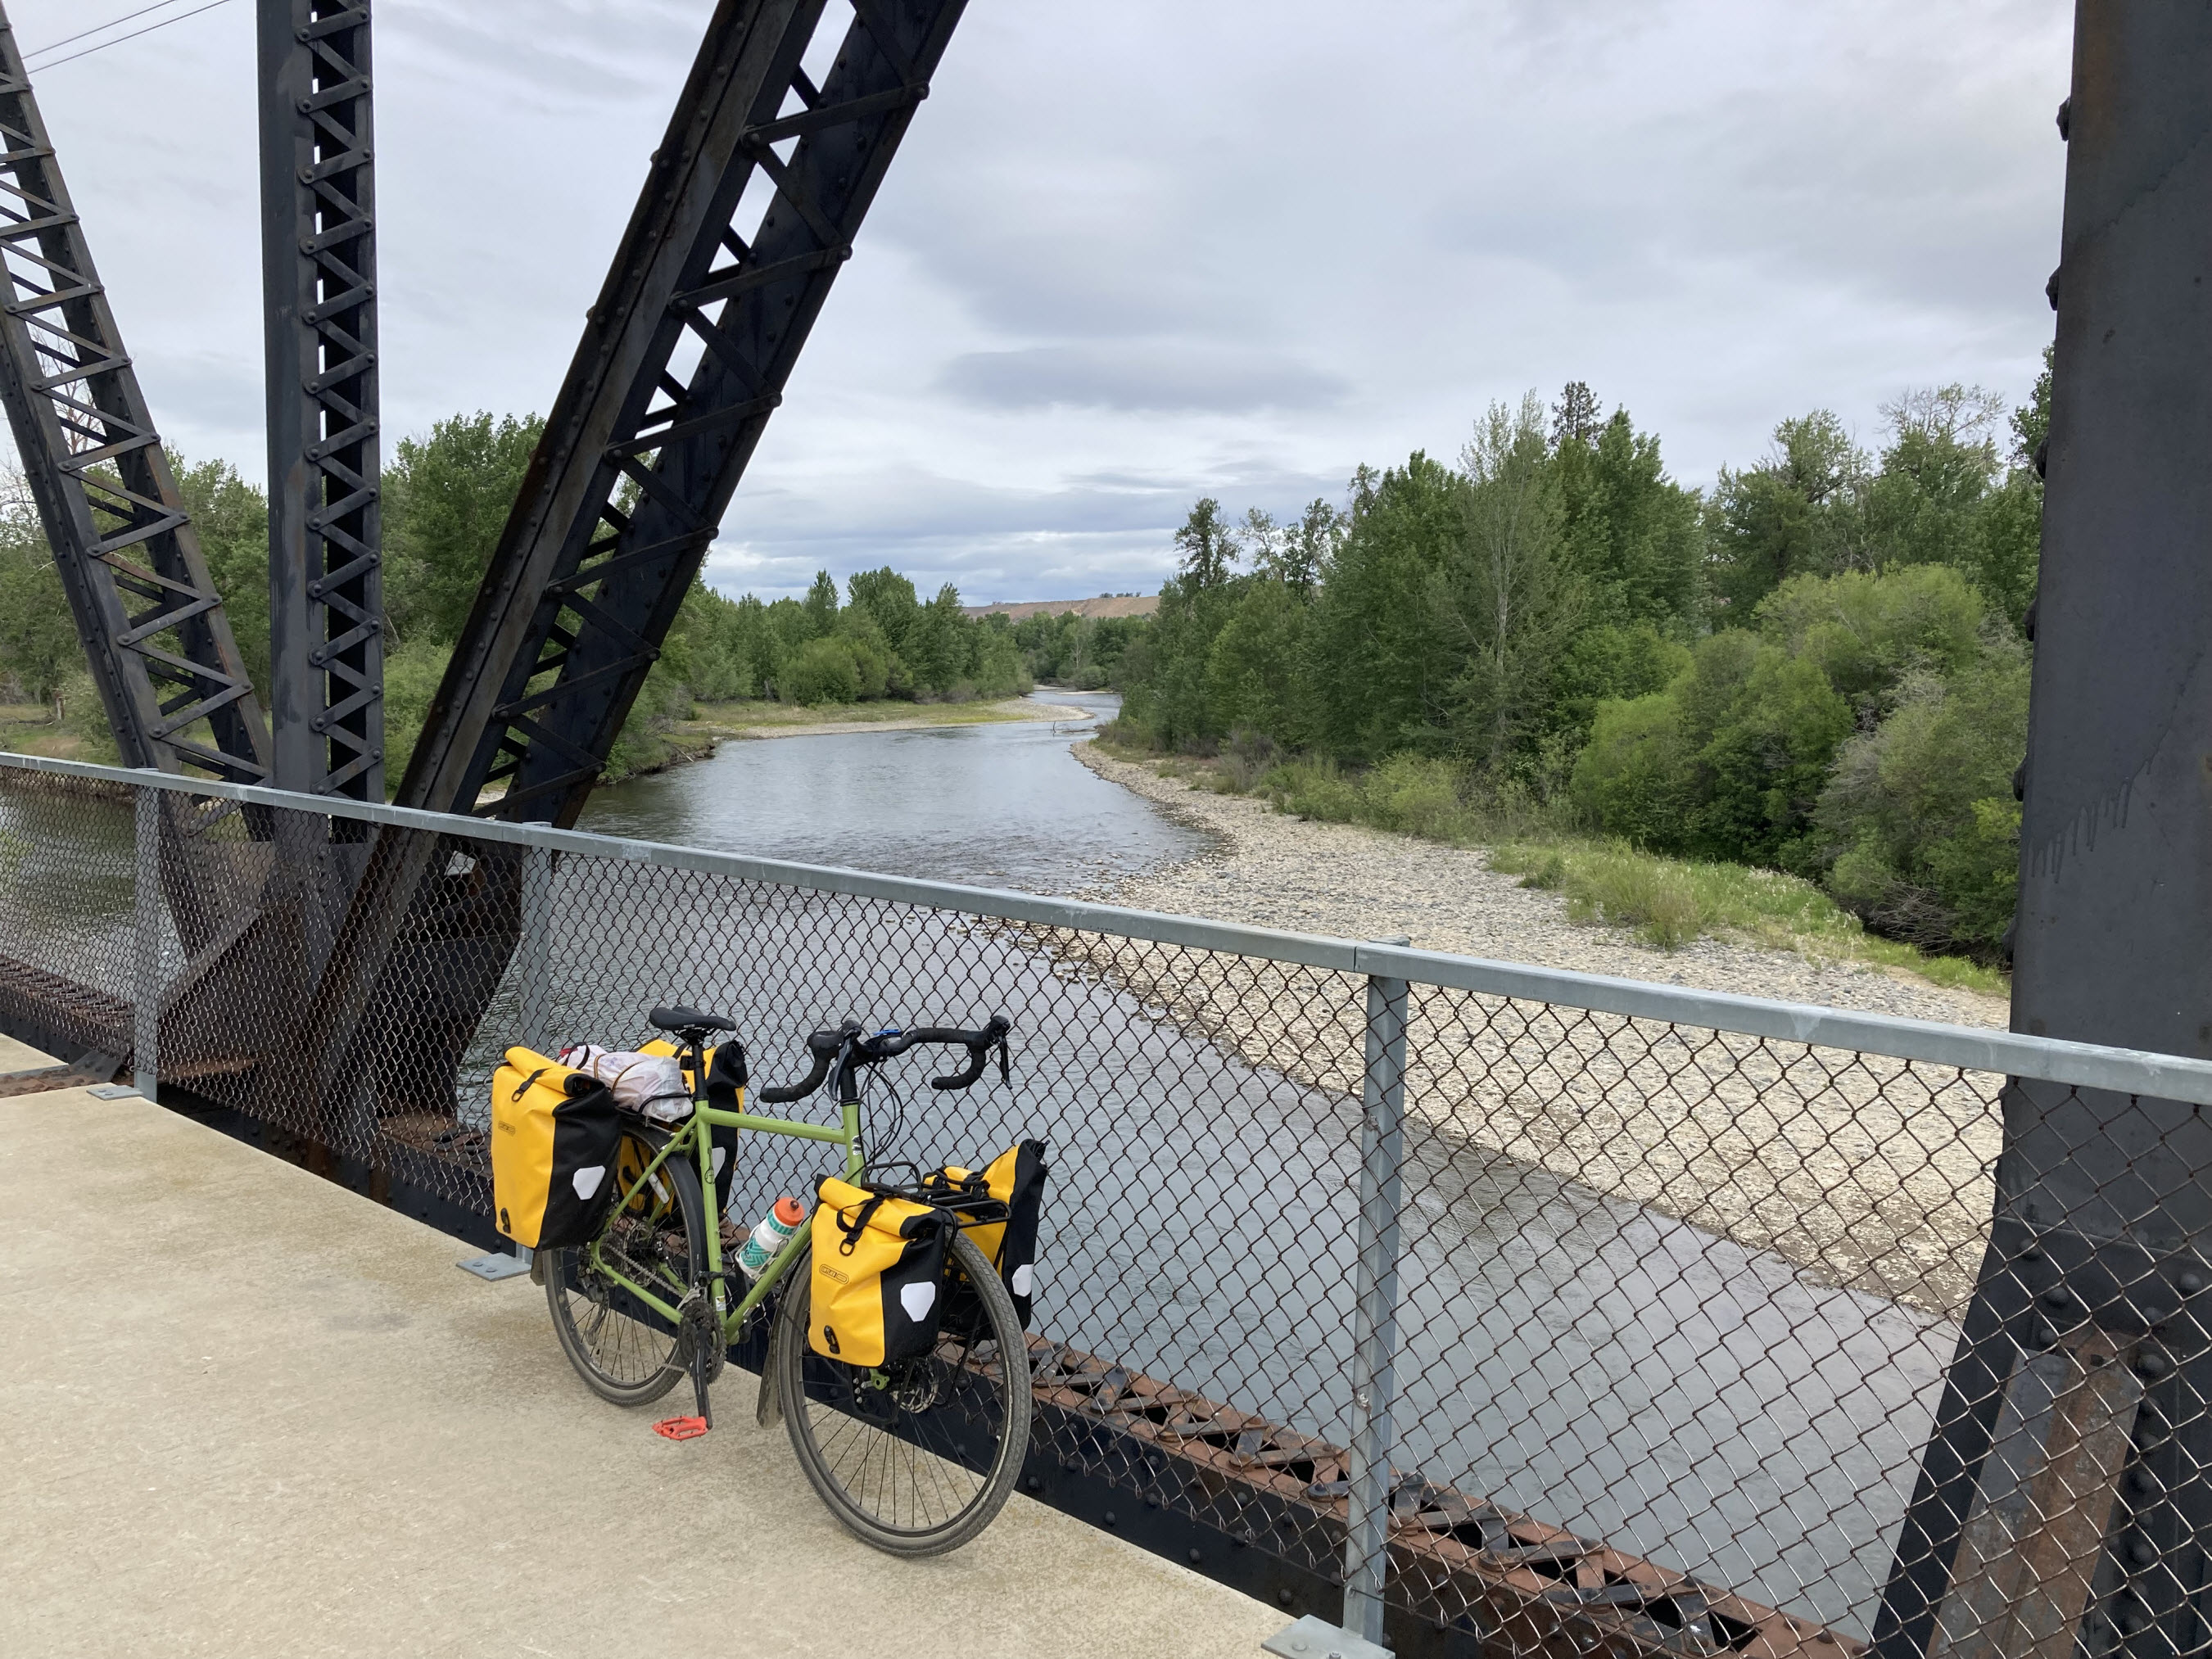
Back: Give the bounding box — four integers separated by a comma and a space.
1362, 753, 1468, 839
1813, 649, 2029, 956
782, 636, 862, 706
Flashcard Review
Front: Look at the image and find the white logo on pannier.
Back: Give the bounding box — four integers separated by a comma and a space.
1010, 1263, 1034, 1298
900, 1282, 936, 1322
572, 1164, 605, 1201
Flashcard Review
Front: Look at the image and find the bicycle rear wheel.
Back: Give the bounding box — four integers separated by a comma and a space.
545, 1128, 708, 1406
773, 1231, 1032, 1556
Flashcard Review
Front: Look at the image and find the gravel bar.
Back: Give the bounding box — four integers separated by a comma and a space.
1071, 744, 2009, 1315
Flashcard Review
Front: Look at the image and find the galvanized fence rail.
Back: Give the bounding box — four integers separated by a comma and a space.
5, 750, 2210, 1659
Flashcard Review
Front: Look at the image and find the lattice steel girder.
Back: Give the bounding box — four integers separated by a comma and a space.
1878, 9, 2212, 1657
0, 7, 270, 784
260, 0, 382, 801
400, 0, 966, 824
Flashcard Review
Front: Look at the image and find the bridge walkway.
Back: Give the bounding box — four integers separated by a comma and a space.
0, 1075, 1279, 1658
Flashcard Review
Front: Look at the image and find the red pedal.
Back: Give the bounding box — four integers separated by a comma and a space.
653, 1415, 709, 1440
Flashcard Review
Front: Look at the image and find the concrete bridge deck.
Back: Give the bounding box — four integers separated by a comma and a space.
0, 1074, 1280, 1658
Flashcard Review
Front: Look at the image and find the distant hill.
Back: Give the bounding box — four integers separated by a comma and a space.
961, 594, 1158, 622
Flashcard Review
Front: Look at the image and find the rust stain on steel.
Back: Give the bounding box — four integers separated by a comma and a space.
1029, 1337, 1863, 1658
1927, 1330, 2140, 1659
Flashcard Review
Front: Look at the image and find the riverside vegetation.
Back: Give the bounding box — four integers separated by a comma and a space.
0, 412, 1043, 788
1106, 368, 2051, 986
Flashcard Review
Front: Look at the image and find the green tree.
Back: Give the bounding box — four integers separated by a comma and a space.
1174, 498, 1237, 590
1706, 411, 1866, 618
1306, 453, 1464, 758
1816, 648, 2029, 957
1436, 395, 1579, 771
802, 569, 840, 637
382, 411, 543, 646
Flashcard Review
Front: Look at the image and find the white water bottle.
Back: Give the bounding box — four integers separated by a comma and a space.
737, 1196, 806, 1277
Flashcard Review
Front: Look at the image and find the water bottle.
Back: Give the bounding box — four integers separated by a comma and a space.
737, 1196, 806, 1277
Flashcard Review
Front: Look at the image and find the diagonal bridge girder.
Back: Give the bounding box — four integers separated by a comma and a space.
267, 0, 968, 1133
403, 0, 966, 827
0, 7, 271, 787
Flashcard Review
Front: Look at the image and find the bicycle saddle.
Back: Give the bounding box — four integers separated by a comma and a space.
650, 1005, 737, 1034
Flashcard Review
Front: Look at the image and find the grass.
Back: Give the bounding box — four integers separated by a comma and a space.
0, 703, 91, 760
1096, 735, 2007, 997
689, 696, 1043, 734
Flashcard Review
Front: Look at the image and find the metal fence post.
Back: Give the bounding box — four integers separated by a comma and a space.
518, 846, 553, 1058
132, 779, 159, 1099
1343, 943, 1410, 1647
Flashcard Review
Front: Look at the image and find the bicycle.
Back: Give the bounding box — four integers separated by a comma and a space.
536, 1004, 1032, 1556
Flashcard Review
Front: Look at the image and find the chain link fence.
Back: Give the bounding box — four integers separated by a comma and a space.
5, 752, 2210, 1658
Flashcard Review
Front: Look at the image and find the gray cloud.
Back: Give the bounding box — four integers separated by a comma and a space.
7, 0, 2071, 607
937, 342, 1348, 414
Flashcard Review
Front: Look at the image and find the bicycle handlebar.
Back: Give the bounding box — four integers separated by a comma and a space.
753, 1015, 1011, 1103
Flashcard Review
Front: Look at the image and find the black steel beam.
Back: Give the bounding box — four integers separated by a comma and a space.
259, 0, 382, 801
1877, 8, 2212, 1656
400, 0, 966, 824
0, 7, 270, 784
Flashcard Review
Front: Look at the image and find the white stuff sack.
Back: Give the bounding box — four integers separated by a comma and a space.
559, 1043, 691, 1123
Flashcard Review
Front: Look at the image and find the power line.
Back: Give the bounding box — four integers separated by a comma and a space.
24, 0, 197, 60
22, 0, 237, 72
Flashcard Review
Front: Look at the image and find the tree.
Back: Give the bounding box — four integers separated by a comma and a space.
1706, 411, 1867, 617
1550, 380, 1602, 450
382, 411, 543, 646
1306, 453, 1465, 759
1436, 394, 1580, 771
846, 566, 919, 651
802, 569, 840, 637
1173, 498, 1237, 589
1555, 408, 1703, 631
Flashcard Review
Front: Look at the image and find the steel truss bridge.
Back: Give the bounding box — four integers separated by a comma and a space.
1, 5, 2210, 1657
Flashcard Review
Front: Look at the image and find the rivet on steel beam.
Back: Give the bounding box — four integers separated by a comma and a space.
2030, 1319, 2057, 1347
296, 98, 311, 114
2139, 1349, 2173, 1379
2179, 1271, 2203, 1295
2034, 436, 2047, 479
297, 166, 314, 184
1187, 1548, 1202, 1565
2130, 1540, 2157, 1567
2047, 267, 2061, 310
2057, 97, 2071, 141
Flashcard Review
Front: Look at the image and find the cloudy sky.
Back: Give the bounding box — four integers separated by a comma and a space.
11, 0, 2070, 604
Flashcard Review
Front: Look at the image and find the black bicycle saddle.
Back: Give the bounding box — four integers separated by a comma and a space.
649, 1004, 737, 1034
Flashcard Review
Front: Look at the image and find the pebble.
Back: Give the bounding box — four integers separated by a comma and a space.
1073, 744, 2006, 1316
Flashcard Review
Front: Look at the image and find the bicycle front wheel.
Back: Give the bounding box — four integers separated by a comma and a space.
545, 1128, 708, 1406
774, 1230, 1033, 1556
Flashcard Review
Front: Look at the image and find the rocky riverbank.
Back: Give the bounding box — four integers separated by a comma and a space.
1072, 742, 2006, 1315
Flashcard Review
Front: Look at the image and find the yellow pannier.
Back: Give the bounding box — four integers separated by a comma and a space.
489, 1046, 622, 1250
808, 1175, 952, 1367
926, 1138, 1048, 1331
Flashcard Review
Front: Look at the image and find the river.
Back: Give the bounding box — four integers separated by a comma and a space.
580, 691, 1206, 893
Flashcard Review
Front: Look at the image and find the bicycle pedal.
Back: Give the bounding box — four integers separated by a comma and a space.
652, 1416, 710, 1441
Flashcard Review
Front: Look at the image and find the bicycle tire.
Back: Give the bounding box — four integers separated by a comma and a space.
545, 1128, 710, 1407
774, 1230, 1033, 1556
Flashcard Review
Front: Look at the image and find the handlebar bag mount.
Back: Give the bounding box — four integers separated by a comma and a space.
808, 1175, 952, 1368
490, 1046, 622, 1250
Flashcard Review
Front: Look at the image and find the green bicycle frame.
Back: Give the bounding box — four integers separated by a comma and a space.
581, 1090, 863, 1340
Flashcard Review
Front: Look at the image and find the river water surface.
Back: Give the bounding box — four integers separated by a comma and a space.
581, 691, 1205, 893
